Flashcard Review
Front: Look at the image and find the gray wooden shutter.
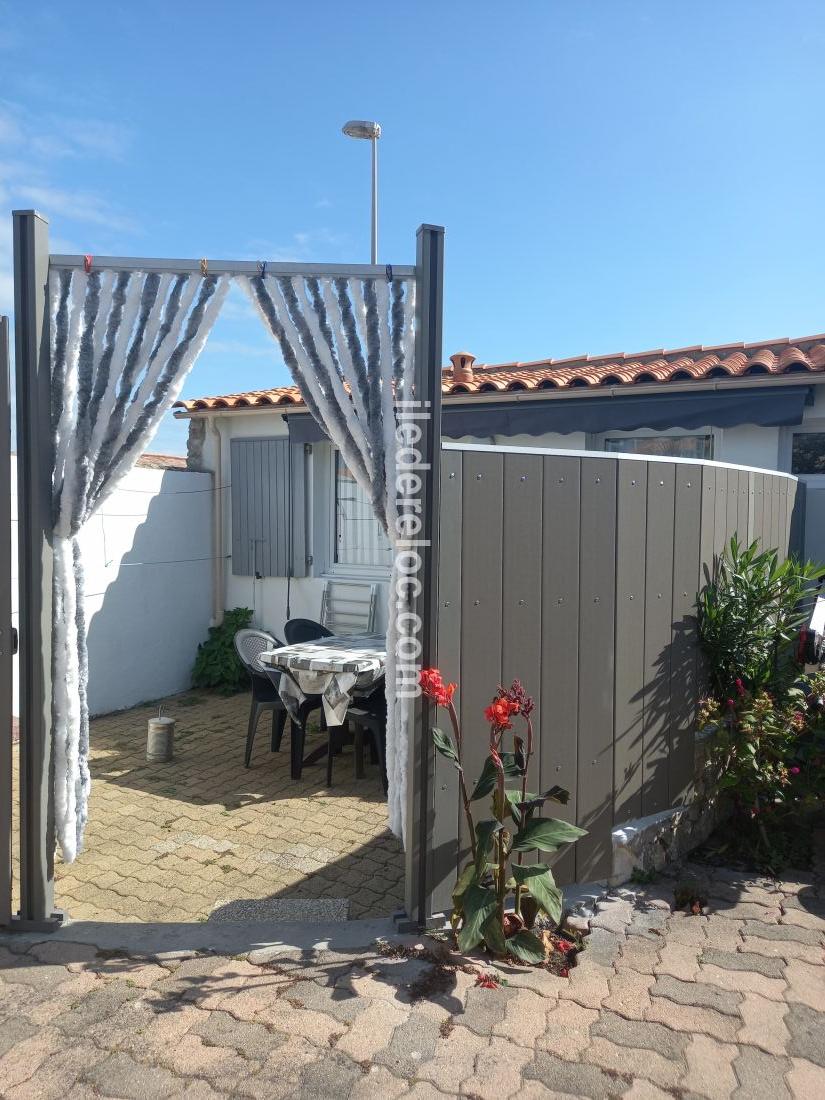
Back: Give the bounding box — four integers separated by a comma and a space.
230, 438, 307, 578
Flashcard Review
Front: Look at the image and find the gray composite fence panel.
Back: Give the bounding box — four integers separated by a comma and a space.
430, 449, 797, 911
230, 438, 306, 579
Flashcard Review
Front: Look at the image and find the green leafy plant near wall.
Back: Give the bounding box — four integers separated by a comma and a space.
192, 608, 253, 694
697, 537, 825, 869
421, 669, 586, 965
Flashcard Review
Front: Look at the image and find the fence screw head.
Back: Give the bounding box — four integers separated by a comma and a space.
520, 475, 527, 481
448, 471, 455, 479
476, 473, 483, 480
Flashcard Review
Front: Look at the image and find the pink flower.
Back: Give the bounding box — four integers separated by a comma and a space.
726, 698, 736, 710
735, 678, 745, 697
790, 766, 801, 775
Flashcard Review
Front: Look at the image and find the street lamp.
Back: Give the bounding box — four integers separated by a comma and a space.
342, 120, 381, 264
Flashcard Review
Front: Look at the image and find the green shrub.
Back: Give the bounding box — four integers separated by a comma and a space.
192, 608, 253, 695
697, 536, 823, 698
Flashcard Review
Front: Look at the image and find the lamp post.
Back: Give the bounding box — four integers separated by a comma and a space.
342, 120, 381, 264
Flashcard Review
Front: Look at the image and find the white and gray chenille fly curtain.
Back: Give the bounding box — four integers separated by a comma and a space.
239, 273, 416, 841
50, 267, 229, 861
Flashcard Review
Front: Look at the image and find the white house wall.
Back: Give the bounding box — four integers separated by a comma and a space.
11, 458, 213, 717
199, 382, 825, 641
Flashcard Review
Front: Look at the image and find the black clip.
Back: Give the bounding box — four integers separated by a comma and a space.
258, 261, 267, 277
385, 264, 393, 282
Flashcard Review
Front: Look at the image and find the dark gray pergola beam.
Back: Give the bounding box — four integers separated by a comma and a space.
49, 255, 416, 279
12, 210, 61, 930
0, 317, 12, 925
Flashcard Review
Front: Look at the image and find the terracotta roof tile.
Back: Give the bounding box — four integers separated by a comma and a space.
173, 333, 825, 413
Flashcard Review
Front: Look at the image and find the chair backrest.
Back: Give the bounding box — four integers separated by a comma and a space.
284, 618, 333, 645
234, 628, 282, 676
320, 581, 377, 635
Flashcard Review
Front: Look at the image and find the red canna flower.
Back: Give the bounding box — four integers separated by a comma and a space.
485, 697, 519, 731
735, 678, 745, 698
475, 972, 501, 989
419, 668, 457, 708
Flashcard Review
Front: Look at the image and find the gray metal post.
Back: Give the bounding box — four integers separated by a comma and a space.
371, 136, 379, 264
0, 317, 12, 925
403, 224, 444, 927
12, 210, 61, 930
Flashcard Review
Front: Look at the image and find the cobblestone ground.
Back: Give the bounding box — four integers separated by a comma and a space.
0, 831, 823, 1098
12, 691, 403, 921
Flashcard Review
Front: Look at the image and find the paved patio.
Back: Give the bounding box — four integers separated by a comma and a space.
13, 690, 404, 922
0, 837, 822, 1099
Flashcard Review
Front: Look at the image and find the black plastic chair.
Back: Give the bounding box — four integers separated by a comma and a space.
234, 629, 288, 767
345, 682, 388, 794
284, 618, 334, 645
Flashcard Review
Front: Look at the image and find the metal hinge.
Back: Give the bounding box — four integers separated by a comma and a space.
306, 554, 314, 566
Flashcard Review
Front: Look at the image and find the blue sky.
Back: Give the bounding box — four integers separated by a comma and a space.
2, 1, 825, 453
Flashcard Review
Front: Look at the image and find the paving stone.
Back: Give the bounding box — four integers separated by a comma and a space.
701, 946, 785, 978
776, 908, 824, 931
654, 941, 700, 981
644, 995, 742, 1042
283, 975, 365, 1024
524, 1051, 632, 1099
784, 958, 825, 1011
707, 900, 781, 921
585, 1035, 684, 1091
626, 909, 668, 939
297, 1050, 363, 1098
461, 1035, 534, 1099
456, 984, 516, 1036
740, 919, 823, 945
335, 998, 409, 1062
786, 1002, 825, 1067
190, 1009, 285, 1059
699, 961, 787, 1001
52, 980, 142, 1039
739, 934, 824, 964
786, 1056, 825, 1098
349, 1065, 408, 1100
616, 936, 660, 974
650, 973, 742, 1016
621, 1082, 675, 1100
27, 941, 98, 968
415, 1022, 488, 1093
666, 912, 708, 947
0, 1029, 67, 1093
583, 927, 622, 967
372, 1012, 441, 1078
537, 1000, 599, 1060
590, 897, 634, 935
780, 889, 825, 916
682, 1033, 738, 1100
702, 916, 746, 951
492, 987, 551, 1047
737, 992, 791, 1056
0, 1016, 37, 1057
5, 1041, 107, 1100
732, 1044, 792, 1100
83, 1051, 191, 1099
601, 968, 654, 1019
558, 960, 611, 1010
591, 1010, 687, 1062
234, 1036, 321, 1099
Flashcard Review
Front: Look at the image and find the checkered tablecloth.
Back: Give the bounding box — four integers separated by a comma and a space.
260, 633, 386, 725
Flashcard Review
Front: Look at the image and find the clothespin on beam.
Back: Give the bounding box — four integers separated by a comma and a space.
84, 255, 93, 273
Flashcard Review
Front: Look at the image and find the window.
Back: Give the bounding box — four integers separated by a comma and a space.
791, 433, 825, 475
334, 453, 392, 569
603, 434, 713, 459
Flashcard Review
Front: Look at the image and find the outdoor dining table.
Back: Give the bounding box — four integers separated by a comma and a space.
260, 632, 387, 774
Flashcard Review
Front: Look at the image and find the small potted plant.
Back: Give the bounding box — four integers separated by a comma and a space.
421, 669, 586, 965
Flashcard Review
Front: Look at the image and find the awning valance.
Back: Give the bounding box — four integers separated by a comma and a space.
287, 384, 812, 445
440, 384, 812, 439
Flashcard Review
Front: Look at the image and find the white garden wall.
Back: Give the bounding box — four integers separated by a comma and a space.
11, 457, 213, 717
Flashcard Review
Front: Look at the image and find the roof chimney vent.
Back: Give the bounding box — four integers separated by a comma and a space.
450, 351, 476, 386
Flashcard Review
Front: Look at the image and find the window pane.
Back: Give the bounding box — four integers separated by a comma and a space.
792, 433, 825, 475
334, 453, 393, 568
604, 435, 713, 459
